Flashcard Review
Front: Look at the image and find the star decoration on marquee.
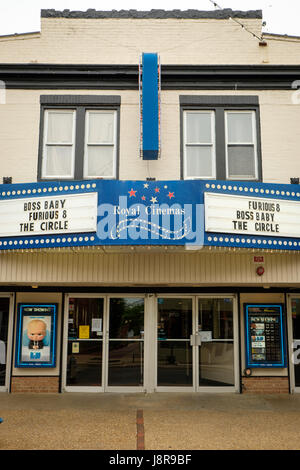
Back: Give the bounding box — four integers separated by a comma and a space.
110, 181, 186, 241
128, 188, 137, 197
126, 182, 176, 204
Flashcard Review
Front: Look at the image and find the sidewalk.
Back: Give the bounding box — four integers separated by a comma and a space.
1, 392, 300, 450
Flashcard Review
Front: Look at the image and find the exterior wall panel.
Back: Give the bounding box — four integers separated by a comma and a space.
1, 90, 300, 185
0, 250, 300, 285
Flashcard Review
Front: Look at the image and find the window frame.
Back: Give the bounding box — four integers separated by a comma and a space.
225, 109, 258, 181
180, 95, 262, 182
84, 109, 118, 180
183, 109, 216, 180
41, 108, 77, 180
38, 95, 121, 181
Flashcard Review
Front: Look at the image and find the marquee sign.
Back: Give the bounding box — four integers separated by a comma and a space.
205, 192, 300, 238
1, 178, 300, 251
0, 192, 97, 237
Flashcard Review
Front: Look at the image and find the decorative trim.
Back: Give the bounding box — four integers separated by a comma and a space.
40, 95, 121, 105
1, 64, 300, 90
41, 9, 263, 20
179, 95, 259, 106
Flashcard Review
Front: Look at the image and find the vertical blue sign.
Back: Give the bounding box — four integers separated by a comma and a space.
141, 53, 160, 160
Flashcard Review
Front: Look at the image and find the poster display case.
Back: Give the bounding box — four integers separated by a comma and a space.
15, 303, 57, 368
244, 304, 286, 368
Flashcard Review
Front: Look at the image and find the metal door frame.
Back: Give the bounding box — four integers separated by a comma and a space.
62, 293, 148, 393
155, 294, 239, 393
62, 292, 239, 393
155, 294, 195, 392
0, 293, 14, 392
195, 294, 239, 393
287, 294, 299, 393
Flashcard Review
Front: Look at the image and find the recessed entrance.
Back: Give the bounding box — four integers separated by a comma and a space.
0, 294, 14, 392
62, 293, 238, 392
156, 296, 237, 392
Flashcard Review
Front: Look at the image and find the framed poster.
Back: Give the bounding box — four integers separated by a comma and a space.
244, 304, 286, 368
15, 303, 57, 368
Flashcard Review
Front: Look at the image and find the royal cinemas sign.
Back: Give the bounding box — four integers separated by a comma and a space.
0, 179, 300, 251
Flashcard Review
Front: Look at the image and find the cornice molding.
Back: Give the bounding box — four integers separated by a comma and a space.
0, 64, 298, 90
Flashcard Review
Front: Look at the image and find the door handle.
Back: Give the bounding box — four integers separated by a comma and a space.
190, 334, 201, 346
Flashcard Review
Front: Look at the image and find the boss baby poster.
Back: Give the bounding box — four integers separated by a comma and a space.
15, 304, 57, 368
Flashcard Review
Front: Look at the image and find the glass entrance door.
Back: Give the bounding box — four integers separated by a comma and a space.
156, 296, 237, 391
197, 297, 235, 389
66, 297, 104, 389
157, 298, 193, 388
0, 297, 10, 390
64, 295, 145, 391
64, 294, 237, 392
289, 297, 300, 392
107, 297, 144, 389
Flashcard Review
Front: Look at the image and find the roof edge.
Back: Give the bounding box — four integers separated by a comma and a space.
41, 9, 263, 20
0, 31, 40, 39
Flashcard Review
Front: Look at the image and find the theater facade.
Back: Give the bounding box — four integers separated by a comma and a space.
0, 9, 300, 394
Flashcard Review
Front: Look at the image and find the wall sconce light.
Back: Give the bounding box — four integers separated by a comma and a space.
2, 176, 12, 184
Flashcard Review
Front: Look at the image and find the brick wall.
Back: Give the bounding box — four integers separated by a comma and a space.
242, 377, 289, 394
11, 376, 59, 393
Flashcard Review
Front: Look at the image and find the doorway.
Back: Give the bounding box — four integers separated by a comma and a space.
63, 294, 145, 392
62, 293, 239, 392
0, 294, 14, 392
156, 295, 238, 392
288, 295, 300, 393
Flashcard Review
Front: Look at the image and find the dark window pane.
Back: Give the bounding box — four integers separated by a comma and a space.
199, 341, 234, 387
67, 340, 102, 386
157, 341, 192, 386
109, 298, 144, 339
0, 299, 9, 387
108, 341, 143, 386
67, 298, 104, 387
199, 298, 233, 339
292, 299, 300, 387
157, 298, 192, 340
68, 297, 104, 340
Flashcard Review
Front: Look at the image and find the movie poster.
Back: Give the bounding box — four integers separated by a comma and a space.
15, 303, 57, 368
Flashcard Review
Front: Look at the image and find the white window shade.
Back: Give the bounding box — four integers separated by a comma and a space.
84, 110, 117, 179
225, 110, 257, 180
184, 111, 216, 179
42, 110, 76, 179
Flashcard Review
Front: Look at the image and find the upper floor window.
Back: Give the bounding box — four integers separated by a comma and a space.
184, 110, 216, 179
38, 95, 120, 181
42, 109, 76, 179
225, 110, 258, 180
181, 96, 261, 181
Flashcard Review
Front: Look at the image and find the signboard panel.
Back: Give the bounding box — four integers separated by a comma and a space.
244, 304, 286, 368
0, 192, 97, 237
1, 178, 300, 251
205, 192, 300, 238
